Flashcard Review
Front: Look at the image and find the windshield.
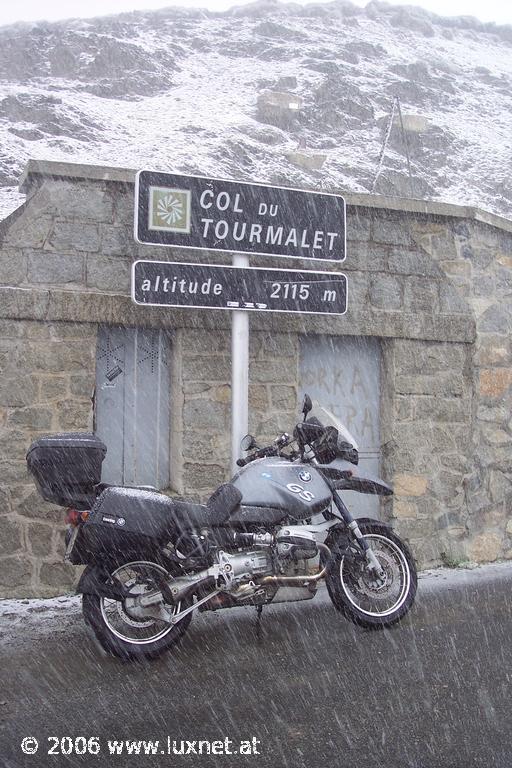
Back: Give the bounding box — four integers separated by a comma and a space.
309, 401, 359, 452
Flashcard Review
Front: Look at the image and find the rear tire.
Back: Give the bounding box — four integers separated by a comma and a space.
326, 520, 417, 629
82, 560, 192, 660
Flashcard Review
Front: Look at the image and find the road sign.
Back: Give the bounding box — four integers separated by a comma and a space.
134, 171, 346, 262
132, 260, 347, 316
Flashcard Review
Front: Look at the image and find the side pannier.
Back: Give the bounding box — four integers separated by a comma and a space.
78, 486, 176, 562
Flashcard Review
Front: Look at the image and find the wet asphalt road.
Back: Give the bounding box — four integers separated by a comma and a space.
1, 565, 512, 768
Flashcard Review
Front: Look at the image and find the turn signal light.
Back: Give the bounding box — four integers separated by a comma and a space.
65, 509, 90, 526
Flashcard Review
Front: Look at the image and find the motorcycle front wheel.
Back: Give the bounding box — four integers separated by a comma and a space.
82, 560, 192, 660
326, 520, 417, 629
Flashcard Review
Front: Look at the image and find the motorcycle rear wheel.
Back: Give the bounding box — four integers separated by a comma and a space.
82, 560, 192, 660
326, 521, 417, 629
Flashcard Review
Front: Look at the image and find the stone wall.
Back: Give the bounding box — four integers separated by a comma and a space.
0, 320, 96, 596
0, 160, 510, 597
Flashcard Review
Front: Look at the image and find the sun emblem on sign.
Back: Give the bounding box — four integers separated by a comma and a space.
149, 186, 191, 233
157, 193, 184, 226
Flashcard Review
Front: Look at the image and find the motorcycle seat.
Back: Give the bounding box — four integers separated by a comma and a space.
173, 483, 242, 531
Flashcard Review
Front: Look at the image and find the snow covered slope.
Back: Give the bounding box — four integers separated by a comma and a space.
0, 0, 511, 219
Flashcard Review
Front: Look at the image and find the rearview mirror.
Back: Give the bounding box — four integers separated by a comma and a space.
302, 394, 312, 419
240, 434, 257, 452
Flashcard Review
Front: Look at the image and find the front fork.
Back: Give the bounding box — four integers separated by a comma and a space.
331, 491, 385, 580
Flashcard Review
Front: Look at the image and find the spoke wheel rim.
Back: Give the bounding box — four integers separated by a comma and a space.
340, 534, 411, 618
100, 561, 181, 645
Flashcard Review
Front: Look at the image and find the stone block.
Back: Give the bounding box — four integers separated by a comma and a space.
414, 396, 471, 423
388, 247, 441, 277
250, 332, 297, 360
249, 385, 269, 412
403, 276, 439, 313
395, 372, 464, 396
477, 305, 511, 334
394, 341, 466, 375
21, 341, 95, 372
39, 560, 76, 589
15, 489, 63, 523
0, 485, 12, 514
392, 500, 417, 519
474, 337, 510, 366
372, 217, 414, 246
49, 323, 98, 341
86, 256, 130, 292
468, 532, 502, 562
0, 251, 27, 285
183, 382, 212, 395
0, 320, 49, 340
393, 474, 428, 496
0, 460, 29, 487
8, 407, 53, 430
488, 470, 512, 504
99, 224, 136, 257
0, 376, 37, 407
440, 260, 471, 279
27, 251, 84, 285
480, 425, 511, 446
438, 283, 471, 315
0, 555, 32, 590
345, 211, 372, 242
0, 432, 32, 462
182, 330, 230, 356
369, 274, 403, 309
346, 241, 388, 272
250, 359, 290, 384
0, 516, 23, 556
3, 214, 54, 249
47, 222, 100, 253
37, 375, 69, 401
479, 369, 512, 398
183, 356, 230, 382
27, 521, 54, 557
183, 462, 227, 493
70, 374, 95, 398
183, 399, 228, 431
212, 385, 231, 404
55, 400, 91, 431
29, 180, 114, 222
270, 385, 296, 410
429, 232, 459, 260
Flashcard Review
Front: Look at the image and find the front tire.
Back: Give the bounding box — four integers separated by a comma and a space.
326, 520, 417, 629
82, 560, 192, 660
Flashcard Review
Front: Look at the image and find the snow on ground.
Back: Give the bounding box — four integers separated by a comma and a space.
1, 561, 512, 649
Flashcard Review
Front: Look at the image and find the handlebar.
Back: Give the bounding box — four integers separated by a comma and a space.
236, 433, 291, 468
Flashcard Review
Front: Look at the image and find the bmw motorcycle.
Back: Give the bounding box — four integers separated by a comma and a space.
26, 394, 417, 660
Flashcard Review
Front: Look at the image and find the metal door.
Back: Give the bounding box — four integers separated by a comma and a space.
95, 326, 170, 488
299, 336, 381, 518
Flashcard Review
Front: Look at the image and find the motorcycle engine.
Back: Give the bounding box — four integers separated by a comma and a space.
275, 525, 319, 561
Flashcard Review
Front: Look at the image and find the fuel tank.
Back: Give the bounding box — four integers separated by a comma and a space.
230, 457, 332, 524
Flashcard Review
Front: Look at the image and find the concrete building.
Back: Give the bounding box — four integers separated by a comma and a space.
0, 159, 511, 597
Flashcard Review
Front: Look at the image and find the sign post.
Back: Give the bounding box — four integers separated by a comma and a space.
231, 254, 249, 475
134, 170, 347, 474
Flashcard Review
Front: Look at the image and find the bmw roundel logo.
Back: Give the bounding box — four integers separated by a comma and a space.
117, 517, 126, 527
299, 470, 312, 482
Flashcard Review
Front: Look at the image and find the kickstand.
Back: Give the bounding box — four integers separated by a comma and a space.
255, 604, 263, 641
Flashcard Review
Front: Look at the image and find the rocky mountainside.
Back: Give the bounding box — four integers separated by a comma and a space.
0, 0, 511, 219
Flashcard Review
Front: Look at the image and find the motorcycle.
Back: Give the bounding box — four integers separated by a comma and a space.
26, 394, 417, 660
